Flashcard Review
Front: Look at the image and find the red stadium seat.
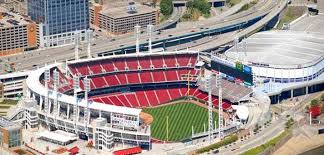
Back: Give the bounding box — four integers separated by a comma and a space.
138, 57, 152, 69
124, 93, 140, 107
151, 71, 166, 82
113, 58, 126, 71
163, 55, 177, 67
145, 90, 159, 106
104, 75, 120, 86
126, 58, 139, 70
126, 72, 140, 84
101, 61, 115, 72
91, 77, 107, 88
116, 74, 128, 85
151, 56, 164, 68
139, 71, 153, 83
136, 91, 150, 107
165, 70, 179, 81
155, 89, 171, 104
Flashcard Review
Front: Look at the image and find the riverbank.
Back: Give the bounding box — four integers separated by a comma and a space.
274, 125, 324, 155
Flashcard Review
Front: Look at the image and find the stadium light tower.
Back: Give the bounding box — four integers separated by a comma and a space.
73, 76, 79, 133
53, 69, 60, 123
44, 68, 50, 127
216, 74, 224, 140
74, 31, 80, 60
135, 25, 141, 54
84, 77, 91, 137
147, 25, 154, 52
205, 75, 213, 144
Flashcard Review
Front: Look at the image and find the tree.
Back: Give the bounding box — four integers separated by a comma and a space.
310, 99, 319, 107
160, 0, 173, 16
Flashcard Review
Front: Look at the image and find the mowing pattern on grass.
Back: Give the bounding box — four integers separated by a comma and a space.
143, 103, 218, 142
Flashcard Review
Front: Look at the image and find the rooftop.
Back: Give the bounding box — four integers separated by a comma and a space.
0, 7, 33, 28
225, 31, 324, 67
95, 2, 157, 18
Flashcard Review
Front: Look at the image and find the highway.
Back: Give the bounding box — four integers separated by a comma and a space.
0, 0, 283, 73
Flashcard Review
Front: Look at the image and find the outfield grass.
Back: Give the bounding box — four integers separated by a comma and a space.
143, 103, 218, 142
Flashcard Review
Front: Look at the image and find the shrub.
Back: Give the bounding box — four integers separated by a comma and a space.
196, 135, 238, 154
310, 99, 319, 107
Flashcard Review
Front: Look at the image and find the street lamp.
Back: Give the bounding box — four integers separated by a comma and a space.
309, 111, 312, 125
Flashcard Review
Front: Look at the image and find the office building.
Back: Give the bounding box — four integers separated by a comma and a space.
0, 7, 37, 57
90, 1, 158, 35
0, 117, 22, 149
27, 0, 90, 47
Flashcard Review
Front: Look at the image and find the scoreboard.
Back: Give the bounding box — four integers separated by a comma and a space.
211, 57, 253, 85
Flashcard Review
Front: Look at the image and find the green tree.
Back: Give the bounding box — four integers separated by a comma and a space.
310, 99, 319, 107
187, 0, 211, 15
160, 0, 173, 16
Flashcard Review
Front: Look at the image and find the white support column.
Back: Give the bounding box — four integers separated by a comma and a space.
147, 25, 153, 52
135, 25, 141, 54
74, 31, 80, 60
86, 30, 92, 58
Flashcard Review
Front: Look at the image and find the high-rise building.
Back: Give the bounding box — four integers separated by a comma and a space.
27, 0, 90, 47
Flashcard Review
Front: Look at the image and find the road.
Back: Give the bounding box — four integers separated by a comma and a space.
0, 0, 279, 73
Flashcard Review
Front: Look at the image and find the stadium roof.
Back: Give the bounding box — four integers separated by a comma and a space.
26, 63, 142, 116
225, 31, 324, 68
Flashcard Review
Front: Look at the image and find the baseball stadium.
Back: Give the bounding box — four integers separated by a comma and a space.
16, 31, 323, 153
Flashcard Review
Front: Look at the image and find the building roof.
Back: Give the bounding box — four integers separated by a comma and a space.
98, 2, 157, 19
38, 130, 77, 143
225, 31, 324, 68
0, 70, 31, 80
0, 6, 33, 28
232, 105, 249, 120
113, 146, 142, 155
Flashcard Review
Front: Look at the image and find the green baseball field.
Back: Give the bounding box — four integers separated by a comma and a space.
142, 102, 218, 142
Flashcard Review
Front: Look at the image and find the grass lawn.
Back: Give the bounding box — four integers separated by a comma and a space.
143, 102, 218, 142
0, 99, 18, 105
277, 6, 306, 29
227, 0, 242, 7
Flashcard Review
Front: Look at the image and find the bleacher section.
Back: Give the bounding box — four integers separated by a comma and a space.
90, 87, 232, 110
198, 76, 253, 103
56, 52, 232, 110
68, 53, 198, 77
